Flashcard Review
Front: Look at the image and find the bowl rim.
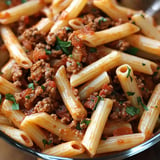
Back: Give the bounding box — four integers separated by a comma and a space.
0, 130, 160, 160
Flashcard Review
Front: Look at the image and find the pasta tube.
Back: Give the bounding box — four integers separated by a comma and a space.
55, 66, 87, 120
82, 99, 113, 157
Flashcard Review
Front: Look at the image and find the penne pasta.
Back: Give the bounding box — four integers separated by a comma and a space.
21, 112, 83, 142
1, 100, 47, 149
50, 0, 87, 33
0, 0, 52, 24
78, 23, 140, 47
0, 124, 33, 147
132, 14, 160, 40
0, 26, 32, 69
93, 0, 135, 21
116, 64, 143, 114
126, 34, 160, 57
138, 84, 160, 139
79, 72, 110, 100
70, 51, 121, 87
34, 18, 54, 34
0, 76, 21, 95
51, 0, 72, 15
82, 99, 113, 157
1, 59, 16, 81
55, 66, 87, 120
103, 120, 133, 137
0, 114, 12, 126
68, 18, 84, 30
42, 141, 85, 157
96, 133, 145, 154
98, 47, 158, 75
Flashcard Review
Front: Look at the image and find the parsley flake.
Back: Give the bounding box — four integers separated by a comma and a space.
76, 123, 81, 130
45, 49, 52, 55
56, 37, 72, 55
5, 94, 19, 110
21, 0, 27, 3
126, 91, 135, 96
98, 17, 107, 25
5, 0, 12, 5
41, 85, 45, 91
89, 47, 97, 53
81, 119, 91, 126
0, 71, 3, 75
140, 14, 145, 18
125, 47, 139, 55
65, 27, 72, 32
28, 83, 34, 90
25, 95, 30, 99
77, 62, 81, 67
157, 66, 160, 70
137, 96, 148, 111
101, 137, 107, 140
42, 139, 52, 147
126, 106, 140, 116
142, 63, 146, 66
127, 66, 133, 82
93, 96, 103, 110
155, 105, 158, 108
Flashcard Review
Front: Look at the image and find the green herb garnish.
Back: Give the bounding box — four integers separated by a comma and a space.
28, 83, 34, 90
42, 139, 52, 147
56, 37, 72, 55
45, 49, 52, 55
125, 47, 139, 55
89, 47, 97, 53
65, 27, 72, 32
76, 123, 81, 130
155, 105, 158, 108
5, 0, 12, 5
25, 95, 30, 99
5, 94, 19, 110
126, 106, 140, 116
140, 14, 145, 18
137, 96, 148, 111
98, 17, 107, 25
127, 66, 133, 82
101, 137, 107, 140
126, 91, 135, 96
41, 85, 45, 91
77, 62, 81, 67
81, 119, 91, 126
93, 96, 103, 110
142, 63, 146, 66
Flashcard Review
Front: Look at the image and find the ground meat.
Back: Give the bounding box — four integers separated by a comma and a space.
99, 84, 113, 98
28, 59, 54, 83
46, 32, 56, 46
66, 57, 82, 74
94, 17, 112, 30
56, 105, 72, 124
107, 39, 130, 51
34, 97, 55, 113
48, 133, 62, 145
82, 14, 95, 25
20, 28, 44, 50
110, 100, 138, 122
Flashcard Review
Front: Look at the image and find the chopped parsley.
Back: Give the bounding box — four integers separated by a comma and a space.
81, 119, 91, 126
153, 71, 158, 77
45, 49, 52, 55
0, 94, 2, 104
76, 123, 81, 130
5, 94, 19, 110
89, 47, 97, 53
41, 85, 45, 91
56, 37, 72, 55
126, 106, 140, 116
5, 0, 12, 5
142, 63, 146, 66
0, 71, 3, 75
98, 17, 107, 25
77, 62, 81, 67
140, 14, 145, 18
125, 47, 139, 55
25, 95, 30, 99
131, 21, 136, 25
42, 139, 52, 147
137, 96, 148, 111
68, 54, 73, 58
93, 96, 103, 110
65, 27, 72, 32
127, 66, 133, 82
155, 105, 158, 108
157, 66, 160, 70
28, 83, 34, 90
119, 100, 125, 105
126, 91, 135, 96
21, 0, 27, 3
101, 137, 107, 140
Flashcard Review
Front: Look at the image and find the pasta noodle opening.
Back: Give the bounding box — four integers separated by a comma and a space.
71, 144, 82, 150
119, 65, 128, 73
21, 134, 31, 144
